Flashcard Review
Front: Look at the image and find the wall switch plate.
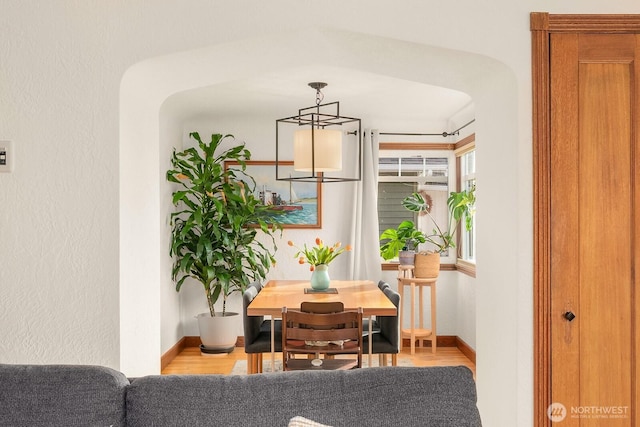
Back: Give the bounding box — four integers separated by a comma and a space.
0, 140, 14, 172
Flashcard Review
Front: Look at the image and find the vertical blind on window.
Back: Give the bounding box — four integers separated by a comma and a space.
377, 182, 417, 239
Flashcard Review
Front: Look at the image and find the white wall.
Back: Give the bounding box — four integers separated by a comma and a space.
380, 269, 462, 338
3, 2, 640, 426
457, 273, 477, 349
159, 104, 185, 354
1, 1, 125, 368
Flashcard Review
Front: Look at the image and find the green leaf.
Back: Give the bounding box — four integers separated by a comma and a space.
172, 191, 188, 205
402, 193, 429, 213
175, 275, 188, 292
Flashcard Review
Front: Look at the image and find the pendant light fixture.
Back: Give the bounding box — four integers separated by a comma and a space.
276, 82, 362, 183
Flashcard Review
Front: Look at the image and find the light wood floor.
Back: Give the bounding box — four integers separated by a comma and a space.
162, 345, 476, 376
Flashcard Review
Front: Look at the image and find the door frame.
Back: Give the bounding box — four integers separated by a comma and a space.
531, 12, 640, 427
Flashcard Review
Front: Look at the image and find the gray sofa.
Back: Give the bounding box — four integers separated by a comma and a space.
0, 364, 481, 426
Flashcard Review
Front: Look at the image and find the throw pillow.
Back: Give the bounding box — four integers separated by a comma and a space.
288, 416, 333, 427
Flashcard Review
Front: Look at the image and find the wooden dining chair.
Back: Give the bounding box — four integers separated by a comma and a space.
281, 304, 363, 371
300, 301, 344, 360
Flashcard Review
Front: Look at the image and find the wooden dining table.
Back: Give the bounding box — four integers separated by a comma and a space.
247, 279, 397, 369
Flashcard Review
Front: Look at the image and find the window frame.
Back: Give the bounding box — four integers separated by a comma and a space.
378, 136, 476, 277
454, 134, 476, 277
457, 145, 476, 265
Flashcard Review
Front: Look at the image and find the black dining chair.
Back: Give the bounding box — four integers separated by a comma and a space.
248, 280, 263, 293
363, 286, 400, 366
242, 283, 281, 374
362, 280, 390, 336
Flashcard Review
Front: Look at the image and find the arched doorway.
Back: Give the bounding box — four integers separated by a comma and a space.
119, 28, 520, 424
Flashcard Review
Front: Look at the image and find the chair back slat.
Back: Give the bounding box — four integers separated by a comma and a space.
286, 310, 358, 327
286, 327, 360, 343
300, 301, 344, 314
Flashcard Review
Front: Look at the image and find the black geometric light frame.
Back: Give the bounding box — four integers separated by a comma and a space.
275, 82, 362, 183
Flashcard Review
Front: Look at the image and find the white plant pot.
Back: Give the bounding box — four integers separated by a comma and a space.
196, 312, 238, 353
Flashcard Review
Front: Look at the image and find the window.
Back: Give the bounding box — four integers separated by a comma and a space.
377, 135, 476, 276
378, 150, 454, 261
459, 149, 476, 263
378, 181, 417, 239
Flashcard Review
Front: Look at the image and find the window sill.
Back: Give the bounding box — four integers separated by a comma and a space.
455, 259, 476, 278
381, 262, 457, 272
381, 261, 475, 277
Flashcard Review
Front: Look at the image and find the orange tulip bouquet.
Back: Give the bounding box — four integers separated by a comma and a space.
288, 238, 352, 270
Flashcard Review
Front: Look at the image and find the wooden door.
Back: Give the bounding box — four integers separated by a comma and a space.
533, 14, 640, 427
550, 32, 638, 426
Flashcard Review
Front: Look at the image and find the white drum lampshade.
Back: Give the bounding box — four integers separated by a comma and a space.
293, 129, 342, 172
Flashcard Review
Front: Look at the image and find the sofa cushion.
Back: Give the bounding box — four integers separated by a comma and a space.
0, 364, 129, 427
126, 366, 481, 427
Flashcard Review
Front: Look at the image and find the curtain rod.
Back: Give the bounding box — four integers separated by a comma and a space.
348, 119, 475, 137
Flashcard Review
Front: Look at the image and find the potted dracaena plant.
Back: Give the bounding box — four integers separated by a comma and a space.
167, 132, 281, 353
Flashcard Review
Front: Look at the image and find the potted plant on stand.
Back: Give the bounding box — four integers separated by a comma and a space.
401, 187, 475, 277
380, 187, 475, 277
167, 132, 280, 353
379, 220, 426, 265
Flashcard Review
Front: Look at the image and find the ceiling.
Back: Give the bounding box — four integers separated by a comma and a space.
168, 65, 473, 133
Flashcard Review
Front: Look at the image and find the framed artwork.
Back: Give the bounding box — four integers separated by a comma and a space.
224, 160, 322, 229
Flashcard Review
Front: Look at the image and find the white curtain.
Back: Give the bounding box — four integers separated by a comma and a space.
348, 129, 381, 280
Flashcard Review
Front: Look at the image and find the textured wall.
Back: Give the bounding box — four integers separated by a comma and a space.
3, 1, 640, 426
0, 2, 125, 367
